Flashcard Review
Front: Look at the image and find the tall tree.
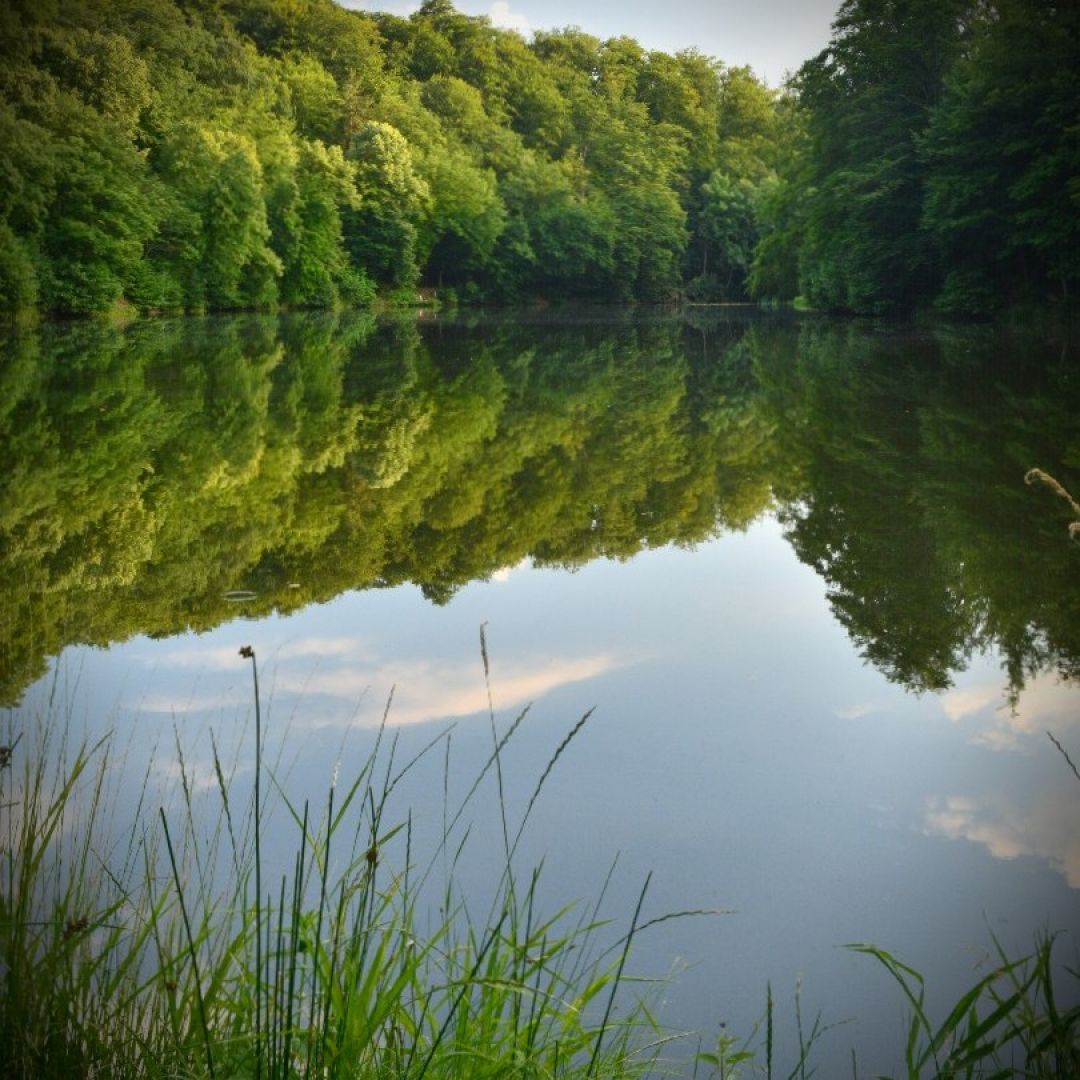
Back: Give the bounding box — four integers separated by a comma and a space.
795, 0, 967, 313
921, 0, 1080, 312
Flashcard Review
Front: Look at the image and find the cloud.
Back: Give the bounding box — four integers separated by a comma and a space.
489, 1, 530, 33
138, 644, 244, 672
133, 692, 247, 715
276, 637, 376, 661
940, 672, 1080, 752
127, 632, 626, 729
275, 652, 621, 727
142, 636, 374, 675
490, 558, 529, 584
925, 793, 1080, 888
834, 701, 883, 721
940, 683, 1001, 722
153, 757, 232, 796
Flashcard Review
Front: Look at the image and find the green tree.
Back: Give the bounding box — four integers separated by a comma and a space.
156, 125, 282, 309
689, 171, 758, 299
921, 0, 1080, 312
344, 119, 429, 288
36, 25, 152, 137
38, 102, 162, 314
268, 138, 359, 308
794, 0, 967, 313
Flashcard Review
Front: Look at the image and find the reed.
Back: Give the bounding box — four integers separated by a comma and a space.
844, 935, 1080, 1079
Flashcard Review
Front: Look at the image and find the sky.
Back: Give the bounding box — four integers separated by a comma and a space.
339, 0, 840, 86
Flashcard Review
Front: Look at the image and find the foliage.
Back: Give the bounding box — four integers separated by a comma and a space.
847, 939, 1080, 1078
2, 641, 1076, 1078
0, 654, 693, 1078
755, 320, 1080, 697
0, 0, 787, 313
0, 313, 780, 704
762, 0, 1080, 314
920, 0, 1080, 312
1, 0, 1074, 315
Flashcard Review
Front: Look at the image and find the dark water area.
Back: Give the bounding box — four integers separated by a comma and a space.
3, 310, 1079, 1072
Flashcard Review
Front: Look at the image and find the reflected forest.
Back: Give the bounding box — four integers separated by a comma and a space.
3, 313, 1078, 707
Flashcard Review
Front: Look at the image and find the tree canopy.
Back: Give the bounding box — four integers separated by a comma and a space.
0, 0, 784, 314
0, 0, 1074, 316
753, 0, 1080, 314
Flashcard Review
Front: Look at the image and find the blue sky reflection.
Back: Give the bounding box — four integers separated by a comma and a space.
24, 512, 1080, 1074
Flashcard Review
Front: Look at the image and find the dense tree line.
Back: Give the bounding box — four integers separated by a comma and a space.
0, 0, 780, 314
752, 0, 1080, 314
0, 0, 1074, 316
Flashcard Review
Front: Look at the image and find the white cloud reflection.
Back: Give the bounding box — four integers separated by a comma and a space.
138, 644, 244, 672
153, 757, 228, 795
921, 665, 1080, 887
133, 693, 247, 715
490, 559, 529, 584
132, 635, 622, 727
941, 671, 1080, 752
834, 702, 883, 721
274, 651, 621, 727
925, 793, 1080, 888
277, 637, 378, 661
150, 637, 377, 670
941, 683, 1002, 723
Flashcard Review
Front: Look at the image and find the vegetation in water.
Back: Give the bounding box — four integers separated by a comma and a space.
0, 314, 781, 703
755, 321, 1080, 698
0, 0, 1076, 317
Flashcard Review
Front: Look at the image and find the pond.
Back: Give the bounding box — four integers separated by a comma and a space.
3, 310, 1079, 1073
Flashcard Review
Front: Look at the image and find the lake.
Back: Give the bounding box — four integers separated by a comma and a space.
3, 309, 1079, 1074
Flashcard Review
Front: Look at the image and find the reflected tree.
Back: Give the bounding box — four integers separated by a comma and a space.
757, 322, 1080, 698
2, 313, 1077, 707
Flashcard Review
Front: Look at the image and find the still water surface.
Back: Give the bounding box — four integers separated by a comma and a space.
3, 311, 1079, 1072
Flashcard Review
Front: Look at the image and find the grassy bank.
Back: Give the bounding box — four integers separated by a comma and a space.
0, 647, 710, 1079
1, 649, 1078, 1078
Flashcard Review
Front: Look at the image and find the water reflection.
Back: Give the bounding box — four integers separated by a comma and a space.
0, 311, 1075, 708
2, 312, 1078, 713
5, 310, 1078, 1075
944, 669, 1080, 751
925, 791, 1080, 888
917, 664, 1080, 888
0, 314, 768, 702
143, 637, 626, 728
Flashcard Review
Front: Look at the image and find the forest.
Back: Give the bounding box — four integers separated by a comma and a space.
0, 0, 1076, 317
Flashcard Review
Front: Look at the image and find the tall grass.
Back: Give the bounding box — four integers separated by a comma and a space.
0, 647, 708, 1079
843, 937, 1080, 1079
1, 647, 1078, 1079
